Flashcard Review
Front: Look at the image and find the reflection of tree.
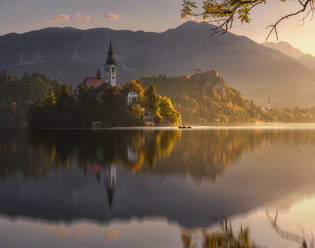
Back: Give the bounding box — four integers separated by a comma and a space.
0, 130, 57, 179
266, 209, 314, 248
181, 220, 258, 248
1, 130, 181, 179
152, 129, 315, 183
181, 231, 193, 248
4, 129, 315, 183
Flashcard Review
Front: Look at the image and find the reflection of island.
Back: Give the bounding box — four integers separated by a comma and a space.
4, 129, 315, 183
2, 129, 315, 230
0, 129, 181, 179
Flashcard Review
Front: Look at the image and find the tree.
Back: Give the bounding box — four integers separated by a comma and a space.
144, 84, 161, 113
181, 0, 315, 40
124, 80, 145, 99
130, 104, 145, 121
0, 71, 54, 127
160, 96, 181, 125
96, 69, 101, 80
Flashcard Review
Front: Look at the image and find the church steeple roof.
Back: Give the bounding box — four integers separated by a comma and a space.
106, 40, 116, 65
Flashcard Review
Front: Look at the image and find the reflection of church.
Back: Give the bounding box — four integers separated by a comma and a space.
83, 161, 117, 211
105, 165, 116, 211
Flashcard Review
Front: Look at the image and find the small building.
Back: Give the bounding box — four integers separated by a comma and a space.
143, 114, 155, 126
195, 68, 203, 74
266, 96, 272, 111
127, 91, 139, 105
122, 88, 139, 105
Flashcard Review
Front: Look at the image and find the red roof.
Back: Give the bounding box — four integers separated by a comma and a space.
86, 162, 103, 174
84, 77, 105, 88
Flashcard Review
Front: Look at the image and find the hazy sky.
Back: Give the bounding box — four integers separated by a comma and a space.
0, 0, 314, 55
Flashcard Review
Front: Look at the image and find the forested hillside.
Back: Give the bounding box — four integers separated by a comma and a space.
142, 71, 315, 124
0, 71, 55, 127
4, 70, 315, 127
141, 71, 265, 124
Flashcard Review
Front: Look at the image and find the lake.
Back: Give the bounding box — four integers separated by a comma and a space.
1, 127, 315, 247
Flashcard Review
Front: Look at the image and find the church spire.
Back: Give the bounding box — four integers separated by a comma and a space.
106, 40, 116, 65
104, 40, 117, 87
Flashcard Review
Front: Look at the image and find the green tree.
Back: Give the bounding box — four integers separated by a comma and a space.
0, 71, 54, 127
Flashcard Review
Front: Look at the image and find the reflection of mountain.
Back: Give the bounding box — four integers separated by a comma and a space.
2, 129, 315, 229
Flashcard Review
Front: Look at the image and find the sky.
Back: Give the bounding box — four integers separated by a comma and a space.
0, 0, 315, 55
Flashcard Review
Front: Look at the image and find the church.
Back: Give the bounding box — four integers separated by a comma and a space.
83, 41, 138, 105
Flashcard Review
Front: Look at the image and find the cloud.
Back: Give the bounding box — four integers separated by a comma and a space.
45, 19, 57, 25
182, 16, 204, 23
45, 14, 70, 25
56, 14, 70, 22
74, 12, 91, 23
105, 13, 120, 20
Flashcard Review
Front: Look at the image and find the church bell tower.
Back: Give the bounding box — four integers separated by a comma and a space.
104, 41, 117, 87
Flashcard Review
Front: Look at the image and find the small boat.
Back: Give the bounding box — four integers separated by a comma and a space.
178, 124, 192, 129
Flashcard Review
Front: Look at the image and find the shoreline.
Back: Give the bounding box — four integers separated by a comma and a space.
14, 123, 315, 131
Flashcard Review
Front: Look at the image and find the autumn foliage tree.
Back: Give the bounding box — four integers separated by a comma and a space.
181, 0, 315, 40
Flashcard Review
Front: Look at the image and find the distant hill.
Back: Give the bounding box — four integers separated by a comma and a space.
2, 21, 315, 106
142, 71, 315, 124
142, 71, 267, 124
263, 41, 315, 71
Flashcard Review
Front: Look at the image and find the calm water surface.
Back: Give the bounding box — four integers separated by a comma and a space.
1, 128, 315, 247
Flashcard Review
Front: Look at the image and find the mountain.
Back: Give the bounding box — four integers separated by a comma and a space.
298, 53, 315, 71
2, 21, 315, 106
262, 41, 305, 59
263, 41, 315, 71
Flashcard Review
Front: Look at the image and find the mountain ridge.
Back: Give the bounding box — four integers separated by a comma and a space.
262, 41, 315, 72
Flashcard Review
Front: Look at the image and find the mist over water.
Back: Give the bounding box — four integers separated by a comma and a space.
1, 128, 315, 247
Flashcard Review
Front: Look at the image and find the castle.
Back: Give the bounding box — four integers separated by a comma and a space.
83, 41, 138, 105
